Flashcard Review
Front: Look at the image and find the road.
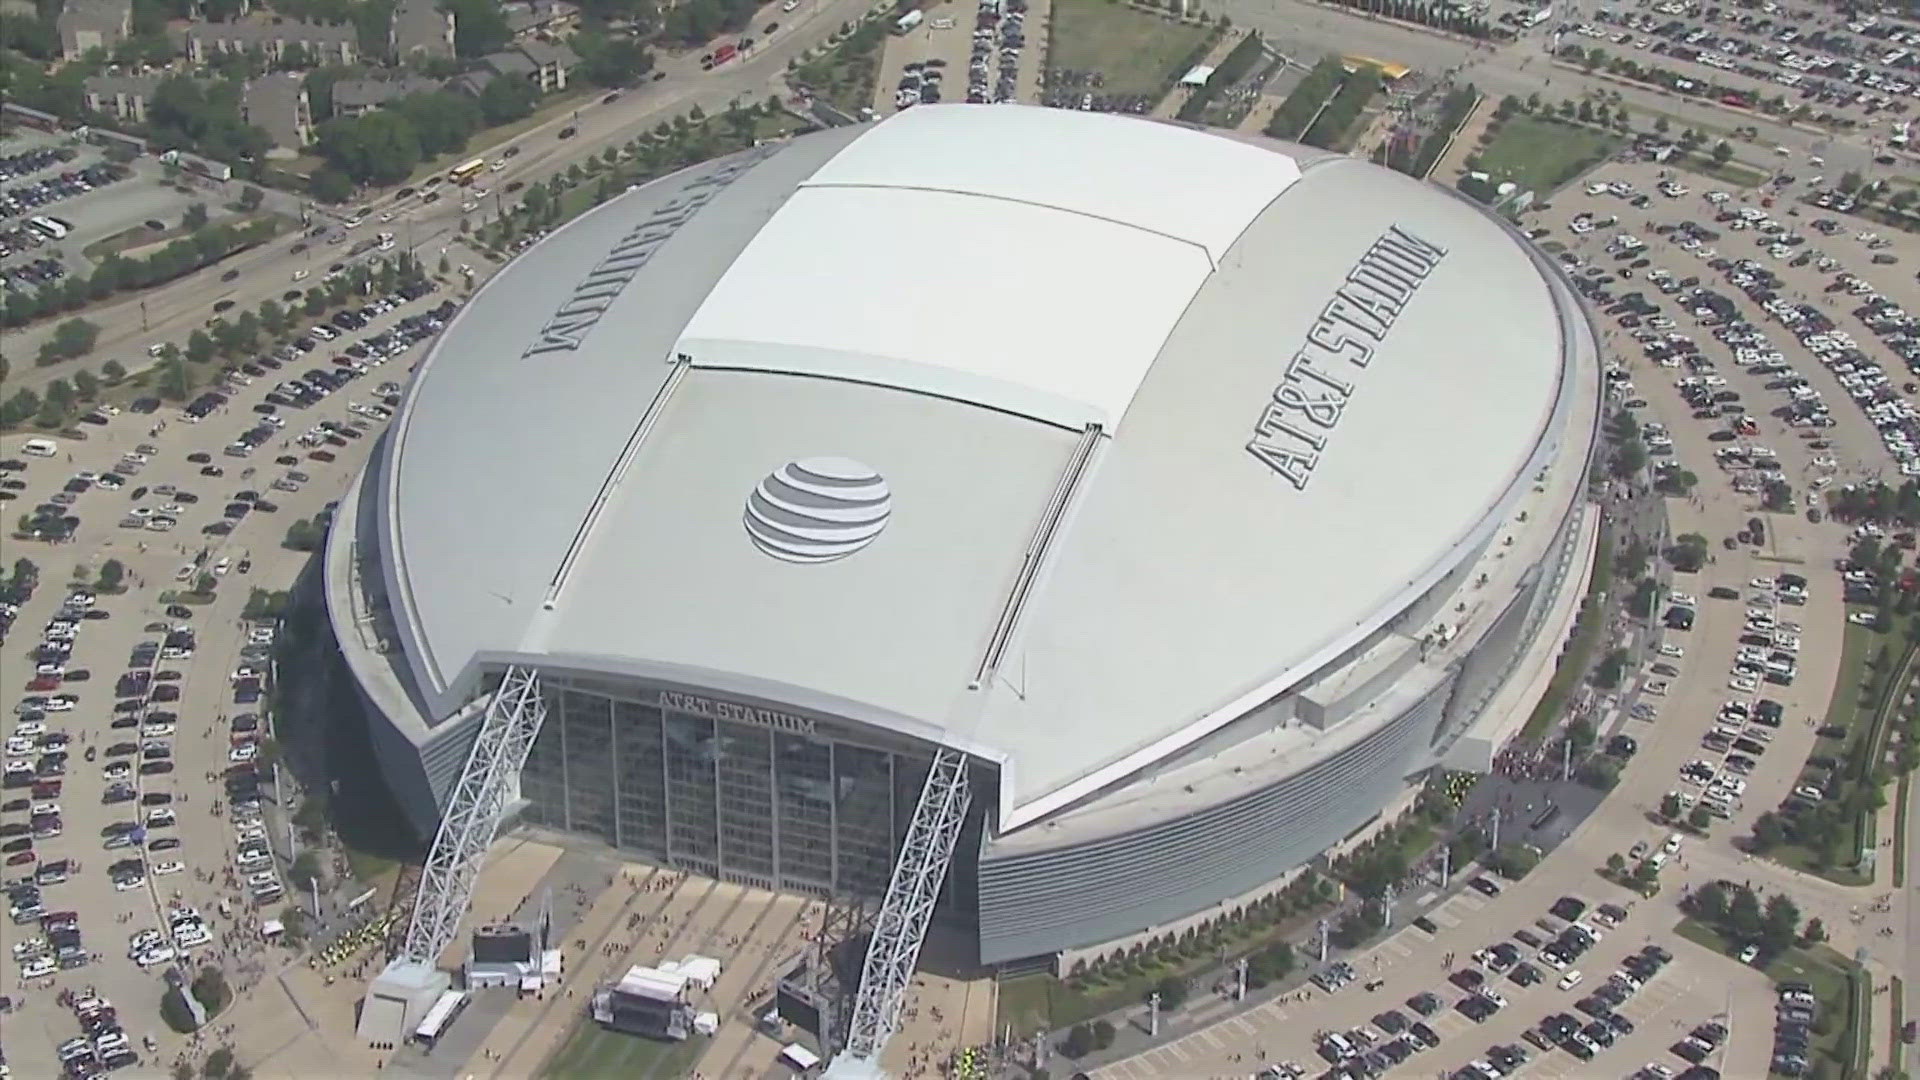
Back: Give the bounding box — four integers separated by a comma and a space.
7, 0, 881, 396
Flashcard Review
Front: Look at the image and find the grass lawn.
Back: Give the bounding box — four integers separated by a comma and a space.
1045, 0, 1212, 100
1474, 114, 1622, 194
1895, 771, 1910, 889
1522, 517, 1611, 740
1892, 977, 1907, 1070
793, 23, 886, 115
543, 1022, 709, 1079
997, 971, 1092, 1039
998, 895, 1334, 1037
1675, 152, 1770, 187
1675, 921, 1862, 1079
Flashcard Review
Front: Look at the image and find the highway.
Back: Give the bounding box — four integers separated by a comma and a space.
7, 0, 880, 395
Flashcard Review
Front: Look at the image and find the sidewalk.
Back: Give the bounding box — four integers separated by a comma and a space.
1237, 93, 1283, 134
1151, 30, 1246, 120
1430, 96, 1495, 182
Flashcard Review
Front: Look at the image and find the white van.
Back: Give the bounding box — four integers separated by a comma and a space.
22, 438, 57, 457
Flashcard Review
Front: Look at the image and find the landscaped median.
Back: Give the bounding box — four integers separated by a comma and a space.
1675, 879, 1869, 1080
996, 869, 1339, 1039
1520, 518, 1613, 742
1748, 623, 1902, 886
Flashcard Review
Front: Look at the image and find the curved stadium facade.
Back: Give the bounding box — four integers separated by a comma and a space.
323, 104, 1603, 967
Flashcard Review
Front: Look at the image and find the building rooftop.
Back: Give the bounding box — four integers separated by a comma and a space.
58, 0, 130, 36
190, 15, 357, 42
332, 76, 441, 110
374, 107, 1579, 829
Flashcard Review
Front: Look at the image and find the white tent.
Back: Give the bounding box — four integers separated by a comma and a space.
1179, 65, 1215, 87
679, 955, 722, 989
260, 919, 284, 938
779, 1043, 822, 1070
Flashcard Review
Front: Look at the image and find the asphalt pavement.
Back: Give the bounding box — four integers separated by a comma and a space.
4, 0, 884, 396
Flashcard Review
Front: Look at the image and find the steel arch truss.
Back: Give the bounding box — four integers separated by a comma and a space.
399, 665, 548, 966
838, 748, 972, 1065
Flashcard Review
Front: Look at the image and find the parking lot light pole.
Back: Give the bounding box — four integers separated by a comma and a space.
1489, 807, 1501, 851
1234, 957, 1248, 1001
1317, 918, 1330, 964
1147, 991, 1160, 1037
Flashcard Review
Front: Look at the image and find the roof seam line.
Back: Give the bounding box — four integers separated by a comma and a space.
799, 181, 1217, 270
542, 355, 692, 609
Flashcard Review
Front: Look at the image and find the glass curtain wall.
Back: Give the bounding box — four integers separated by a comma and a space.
519, 680, 956, 903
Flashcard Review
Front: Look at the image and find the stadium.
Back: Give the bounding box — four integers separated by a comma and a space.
323, 103, 1603, 972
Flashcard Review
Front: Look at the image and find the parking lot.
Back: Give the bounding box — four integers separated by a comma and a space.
1091, 880, 1754, 1080
1561, 0, 1919, 145
0, 130, 265, 307
873, 0, 1047, 116
0, 268, 460, 1078
1083, 142, 1913, 1080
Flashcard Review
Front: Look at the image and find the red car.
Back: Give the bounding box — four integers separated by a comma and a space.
5, 850, 35, 865
25, 675, 60, 692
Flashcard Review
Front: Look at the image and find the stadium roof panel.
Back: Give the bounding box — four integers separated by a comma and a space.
798, 104, 1301, 264
378, 107, 1577, 829
677, 183, 1213, 428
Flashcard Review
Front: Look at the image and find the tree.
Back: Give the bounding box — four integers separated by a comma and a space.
1061, 1024, 1093, 1058
1710, 141, 1733, 166
1687, 805, 1712, 830
202, 1045, 235, 1079
290, 850, 322, 888
1154, 974, 1189, 1009
1091, 1018, 1116, 1050
1487, 843, 1540, 879
72, 368, 101, 400
186, 330, 216, 365
101, 358, 127, 384
36, 317, 99, 364
157, 356, 193, 401
40, 378, 76, 427
193, 967, 232, 1016
1653, 115, 1670, 134
283, 517, 324, 551
1801, 917, 1827, 945
238, 185, 264, 211
310, 168, 355, 204
1761, 893, 1800, 954
1751, 810, 1788, 851
184, 203, 211, 231
98, 559, 126, 591
1627, 578, 1659, 618
1666, 533, 1709, 573
315, 109, 423, 186
1727, 885, 1763, 940
1689, 880, 1728, 923
1610, 438, 1647, 478
174, 1062, 195, 1080
479, 75, 538, 124
1592, 646, 1629, 689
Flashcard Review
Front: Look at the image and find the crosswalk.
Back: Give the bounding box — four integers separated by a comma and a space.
1091, 997, 1308, 1080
